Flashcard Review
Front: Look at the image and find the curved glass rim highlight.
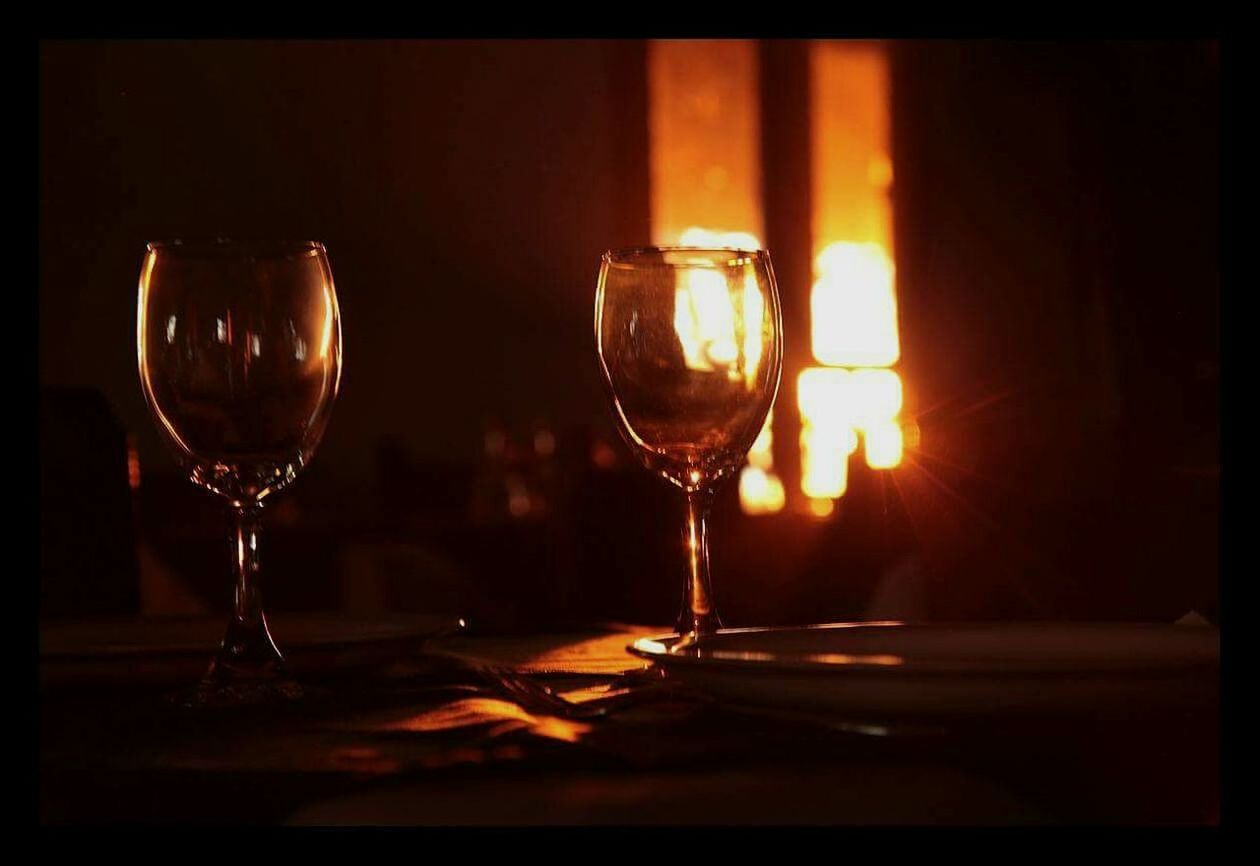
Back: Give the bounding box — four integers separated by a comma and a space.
145, 239, 326, 261
602, 245, 768, 267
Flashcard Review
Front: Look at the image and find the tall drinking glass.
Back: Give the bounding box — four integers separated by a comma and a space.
595, 247, 782, 639
137, 240, 342, 704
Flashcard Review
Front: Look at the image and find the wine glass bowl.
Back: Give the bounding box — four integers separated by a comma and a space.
137, 240, 342, 704
138, 240, 340, 505
596, 246, 782, 638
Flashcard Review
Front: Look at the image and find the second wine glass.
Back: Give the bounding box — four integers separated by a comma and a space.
595, 246, 782, 639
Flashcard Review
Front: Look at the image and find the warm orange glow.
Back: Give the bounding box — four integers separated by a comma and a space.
678, 227, 761, 251
648, 42, 781, 516
649, 42, 762, 245
318, 283, 336, 361
739, 405, 784, 515
847, 368, 903, 431
801, 41, 905, 494
797, 367, 851, 429
811, 241, 899, 367
126, 434, 141, 490
798, 365, 904, 485
739, 466, 786, 515
381, 698, 592, 743
811, 41, 894, 255
671, 229, 765, 377
808, 498, 836, 518
674, 267, 739, 372
864, 420, 904, 470
800, 428, 848, 499
798, 368, 858, 500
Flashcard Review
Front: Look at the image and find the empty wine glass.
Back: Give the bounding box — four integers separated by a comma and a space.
137, 240, 342, 704
595, 247, 782, 640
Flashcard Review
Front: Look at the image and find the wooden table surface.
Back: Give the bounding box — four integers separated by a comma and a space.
39, 624, 1219, 825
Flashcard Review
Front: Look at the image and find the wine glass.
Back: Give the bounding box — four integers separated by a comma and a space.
595, 247, 782, 640
137, 240, 342, 704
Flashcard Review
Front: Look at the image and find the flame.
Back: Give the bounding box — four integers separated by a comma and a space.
847, 367, 902, 431
864, 420, 903, 470
798, 365, 903, 495
739, 467, 785, 515
811, 242, 899, 367
799, 42, 905, 502
798, 368, 857, 499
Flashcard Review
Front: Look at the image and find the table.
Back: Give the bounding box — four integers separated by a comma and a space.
39, 625, 1219, 825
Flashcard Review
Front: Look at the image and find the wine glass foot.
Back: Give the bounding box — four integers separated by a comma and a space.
673, 611, 723, 651
173, 674, 305, 709
172, 624, 304, 708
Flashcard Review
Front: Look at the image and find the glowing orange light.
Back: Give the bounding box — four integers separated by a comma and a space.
739, 466, 786, 515
674, 266, 739, 372
808, 498, 836, 518
801, 41, 905, 493
648, 42, 781, 516
533, 430, 556, 457
811, 242, 899, 368
847, 368, 903, 431
649, 42, 762, 245
811, 41, 894, 255
864, 420, 904, 470
318, 285, 336, 361
126, 434, 141, 490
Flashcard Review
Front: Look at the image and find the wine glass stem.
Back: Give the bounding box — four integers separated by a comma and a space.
207, 503, 285, 680
233, 505, 265, 627
678, 489, 722, 637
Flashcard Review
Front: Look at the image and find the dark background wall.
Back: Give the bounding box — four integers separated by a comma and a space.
40, 40, 648, 486
39, 40, 1219, 626
892, 41, 1219, 618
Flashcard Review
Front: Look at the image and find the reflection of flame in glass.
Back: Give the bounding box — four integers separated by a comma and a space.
674, 268, 739, 372
648, 39, 907, 515
675, 228, 786, 516
318, 285, 336, 361
673, 227, 763, 376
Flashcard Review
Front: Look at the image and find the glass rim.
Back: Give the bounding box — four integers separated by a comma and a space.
602, 245, 768, 265
145, 239, 327, 259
